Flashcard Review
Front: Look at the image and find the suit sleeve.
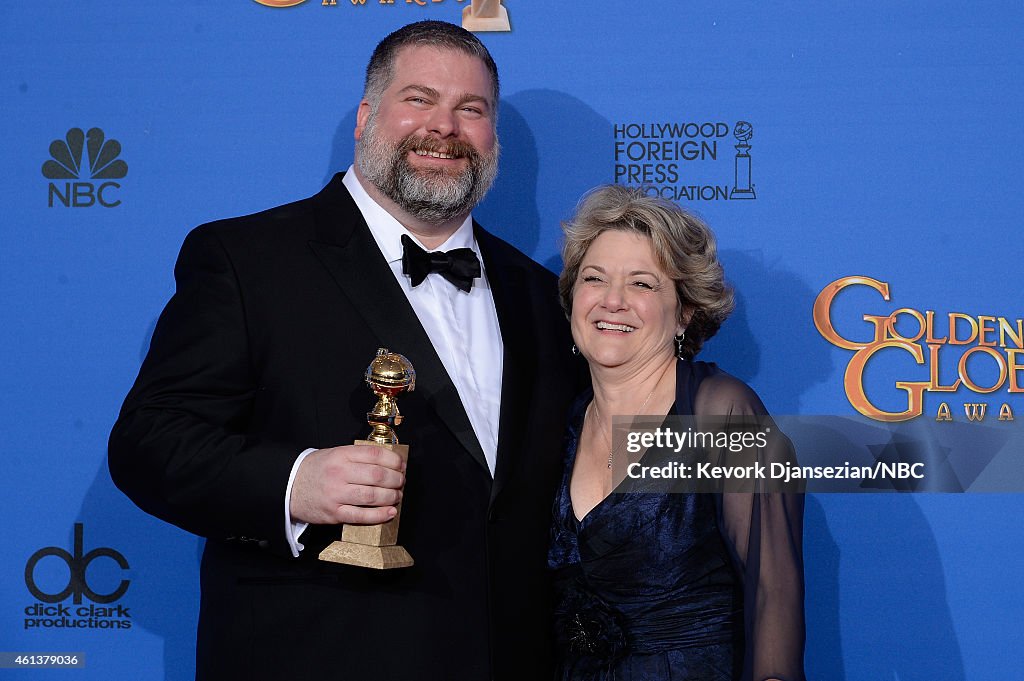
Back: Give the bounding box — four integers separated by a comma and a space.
108, 224, 300, 555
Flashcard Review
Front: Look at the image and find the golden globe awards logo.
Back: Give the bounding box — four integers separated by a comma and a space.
42, 128, 127, 208
23, 524, 132, 631
250, 0, 512, 32
613, 120, 757, 202
814, 276, 1023, 422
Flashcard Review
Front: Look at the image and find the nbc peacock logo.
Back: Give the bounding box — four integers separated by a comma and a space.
42, 128, 127, 208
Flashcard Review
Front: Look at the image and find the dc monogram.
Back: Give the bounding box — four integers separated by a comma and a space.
42, 127, 127, 208
25, 524, 130, 605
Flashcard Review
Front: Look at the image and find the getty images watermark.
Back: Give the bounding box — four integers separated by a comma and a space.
609, 414, 1024, 494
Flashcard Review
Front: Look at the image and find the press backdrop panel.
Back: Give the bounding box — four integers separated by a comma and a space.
3, 2, 1022, 679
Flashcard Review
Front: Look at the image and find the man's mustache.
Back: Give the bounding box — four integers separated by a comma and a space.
398, 135, 480, 162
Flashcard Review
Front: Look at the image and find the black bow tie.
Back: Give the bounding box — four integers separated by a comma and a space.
401, 234, 481, 293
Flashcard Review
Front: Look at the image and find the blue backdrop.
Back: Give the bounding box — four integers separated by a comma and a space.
3, 2, 1022, 678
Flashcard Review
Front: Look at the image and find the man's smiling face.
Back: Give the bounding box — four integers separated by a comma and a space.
355, 44, 499, 225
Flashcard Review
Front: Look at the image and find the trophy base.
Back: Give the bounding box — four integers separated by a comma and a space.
462, 5, 511, 32
729, 188, 756, 200
318, 541, 414, 570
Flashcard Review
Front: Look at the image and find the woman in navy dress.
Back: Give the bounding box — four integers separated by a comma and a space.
550, 185, 805, 681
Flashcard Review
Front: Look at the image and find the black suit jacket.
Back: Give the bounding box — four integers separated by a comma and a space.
109, 173, 578, 680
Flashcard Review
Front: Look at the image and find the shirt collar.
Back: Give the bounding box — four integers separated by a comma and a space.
342, 166, 478, 265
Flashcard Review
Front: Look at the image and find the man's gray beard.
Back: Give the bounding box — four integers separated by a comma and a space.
357, 115, 499, 224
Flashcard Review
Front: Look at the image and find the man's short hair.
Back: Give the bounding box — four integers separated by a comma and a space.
363, 20, 500, 114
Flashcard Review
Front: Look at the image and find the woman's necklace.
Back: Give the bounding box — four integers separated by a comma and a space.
590, 387, 656, 470
589, 361, 675, 470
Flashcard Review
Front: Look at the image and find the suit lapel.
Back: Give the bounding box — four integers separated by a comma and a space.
306, 175, 488, 474
477, 227, 538, 502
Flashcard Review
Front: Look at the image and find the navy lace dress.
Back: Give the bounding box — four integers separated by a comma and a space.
549, 360, 805, 681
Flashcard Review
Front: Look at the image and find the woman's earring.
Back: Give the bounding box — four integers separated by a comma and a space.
571, 343, 579, 356
674, 331, 686, 359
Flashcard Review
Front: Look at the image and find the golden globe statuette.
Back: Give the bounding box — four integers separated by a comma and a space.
462, 0, 511, 32
319, 348, 416, 569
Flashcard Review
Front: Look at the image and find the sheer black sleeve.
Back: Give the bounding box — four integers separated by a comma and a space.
695, 373, 806, 681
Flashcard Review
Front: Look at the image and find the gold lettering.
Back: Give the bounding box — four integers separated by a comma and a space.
977, 316, 998, 347
999, 318, 1024, 349
813, 276, 890, 350
963, 403, 988, 421
816, 276, 1019, 423
949, 313, 979, 345
926, 344, 960, 392
845, 340, 925, 421
1008, 349, 1024, 393
864, 315, 889, 343
958, 346, 1007, 393
925, 310, 947, 344
888, 308, 926, 343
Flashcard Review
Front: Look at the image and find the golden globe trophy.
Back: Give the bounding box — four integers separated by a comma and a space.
319, 348, 416, 569
462, 0, 511, 32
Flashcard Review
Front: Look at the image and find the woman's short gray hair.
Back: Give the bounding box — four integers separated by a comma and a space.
558, 184, 735, 359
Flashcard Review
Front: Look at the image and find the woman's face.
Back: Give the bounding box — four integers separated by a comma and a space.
571, 229, 684, 373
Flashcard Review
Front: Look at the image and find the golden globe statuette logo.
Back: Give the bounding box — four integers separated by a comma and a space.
814, 276, 1024, 422
462, 0, 511, 32
253, 0, 307, 6
729, 121, 756, 199
319, 348, 416, 569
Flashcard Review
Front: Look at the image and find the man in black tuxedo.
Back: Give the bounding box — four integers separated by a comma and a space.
109, 21, 577, 681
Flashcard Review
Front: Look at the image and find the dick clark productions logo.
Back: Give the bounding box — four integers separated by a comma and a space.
23, 524, 132, 630
42, 127, 127, 208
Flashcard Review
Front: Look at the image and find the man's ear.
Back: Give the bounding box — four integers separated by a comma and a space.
354, 100, 372, 141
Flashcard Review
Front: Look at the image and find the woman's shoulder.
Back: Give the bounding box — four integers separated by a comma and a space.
689, 361, 769, 417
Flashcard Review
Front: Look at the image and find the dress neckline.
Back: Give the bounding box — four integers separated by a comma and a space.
568, 400, 678, 525
564, 359, 703, 527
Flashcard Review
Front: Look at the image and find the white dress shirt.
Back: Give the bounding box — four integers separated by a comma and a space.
284, 168, 504, 556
